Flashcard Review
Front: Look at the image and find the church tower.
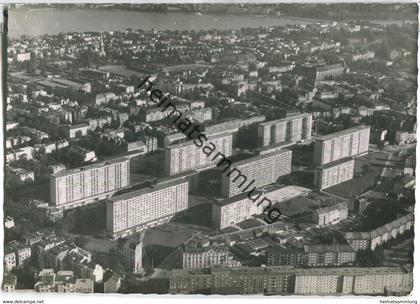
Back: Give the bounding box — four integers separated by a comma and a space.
133, 231, 144, 274
99, 32, 106, 57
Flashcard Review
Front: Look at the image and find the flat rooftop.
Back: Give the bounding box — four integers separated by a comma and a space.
255, 141, 294, 155
107, 179, 188, 203
316, 125, 370, 141
171, 266, 295, 277
171, 265, 408, 277
214, 185, 310, 207
213, 191, 258, 207
259, 113, 312, 127
162, 64, 213, 73
264, 185, 312, 203
165, 132, 233, 149
51, 157, 129, 178
277, 191, 345, 217
234, 149, 292, 168
294, 266, 408, 276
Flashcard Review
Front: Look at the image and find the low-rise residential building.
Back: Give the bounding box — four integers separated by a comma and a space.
294, 266, 412, 295
266, 246, 307, 267
304, 244, 356, 267
344, 213, 414, 251
343, 232, 371, 251
74, 279, 94, 293
182, 246, 239, 269
5, 216, 15, 229
65, 124, 90, 139
34, 269, 93, 293
4, 250, 16, 271
8, 167, 35, 182
314, 201, 348, 226
49, 163, 66, 174
3, 273, 17, 292
5, 241, 32, 268
266, 244, 356, 267
127, 136, 158, 153
395, 131, 416, 145
169, 265, 412, 295
95, 92, 116, 105
169, 266, 295, 295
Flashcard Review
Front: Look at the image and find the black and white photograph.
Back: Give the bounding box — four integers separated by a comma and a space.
0, 2, 418, 302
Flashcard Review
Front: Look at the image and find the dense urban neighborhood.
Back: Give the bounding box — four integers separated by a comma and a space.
2, 3, 417, 296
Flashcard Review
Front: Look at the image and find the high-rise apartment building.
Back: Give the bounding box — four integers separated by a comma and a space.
50, 158, 130, 208
314, 125, 370, 165
165, 132, 233, 176
106, 179, 189, 238
314, 158, 355, 190
258, 113, 312, 147
212, 193, 264, 229
221, 150, 292, 198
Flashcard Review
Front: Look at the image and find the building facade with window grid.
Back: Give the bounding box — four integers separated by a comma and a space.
106, 179, 189, 238
50, 157, 130, 208
221, 149, 292, 198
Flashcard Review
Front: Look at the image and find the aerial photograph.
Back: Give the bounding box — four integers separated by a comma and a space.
1, 2, 417, 300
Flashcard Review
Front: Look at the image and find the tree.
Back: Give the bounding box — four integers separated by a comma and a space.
75, 236, 89, 248
75, 130, 83, 138
361, 164, 370, 176
356, 249, 381, 267
12, 264, 37, 289
65, 150, 85, 168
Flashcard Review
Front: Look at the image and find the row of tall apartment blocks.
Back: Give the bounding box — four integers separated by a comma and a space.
48, 132, 294, 238
169, 265, 413, 295
314, 125, 370, 166
49, 114, 298, 206
50, 130, 233, 209
48, 118, 373, 237
164, 113, 311, 177
257, 113, 312, 147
